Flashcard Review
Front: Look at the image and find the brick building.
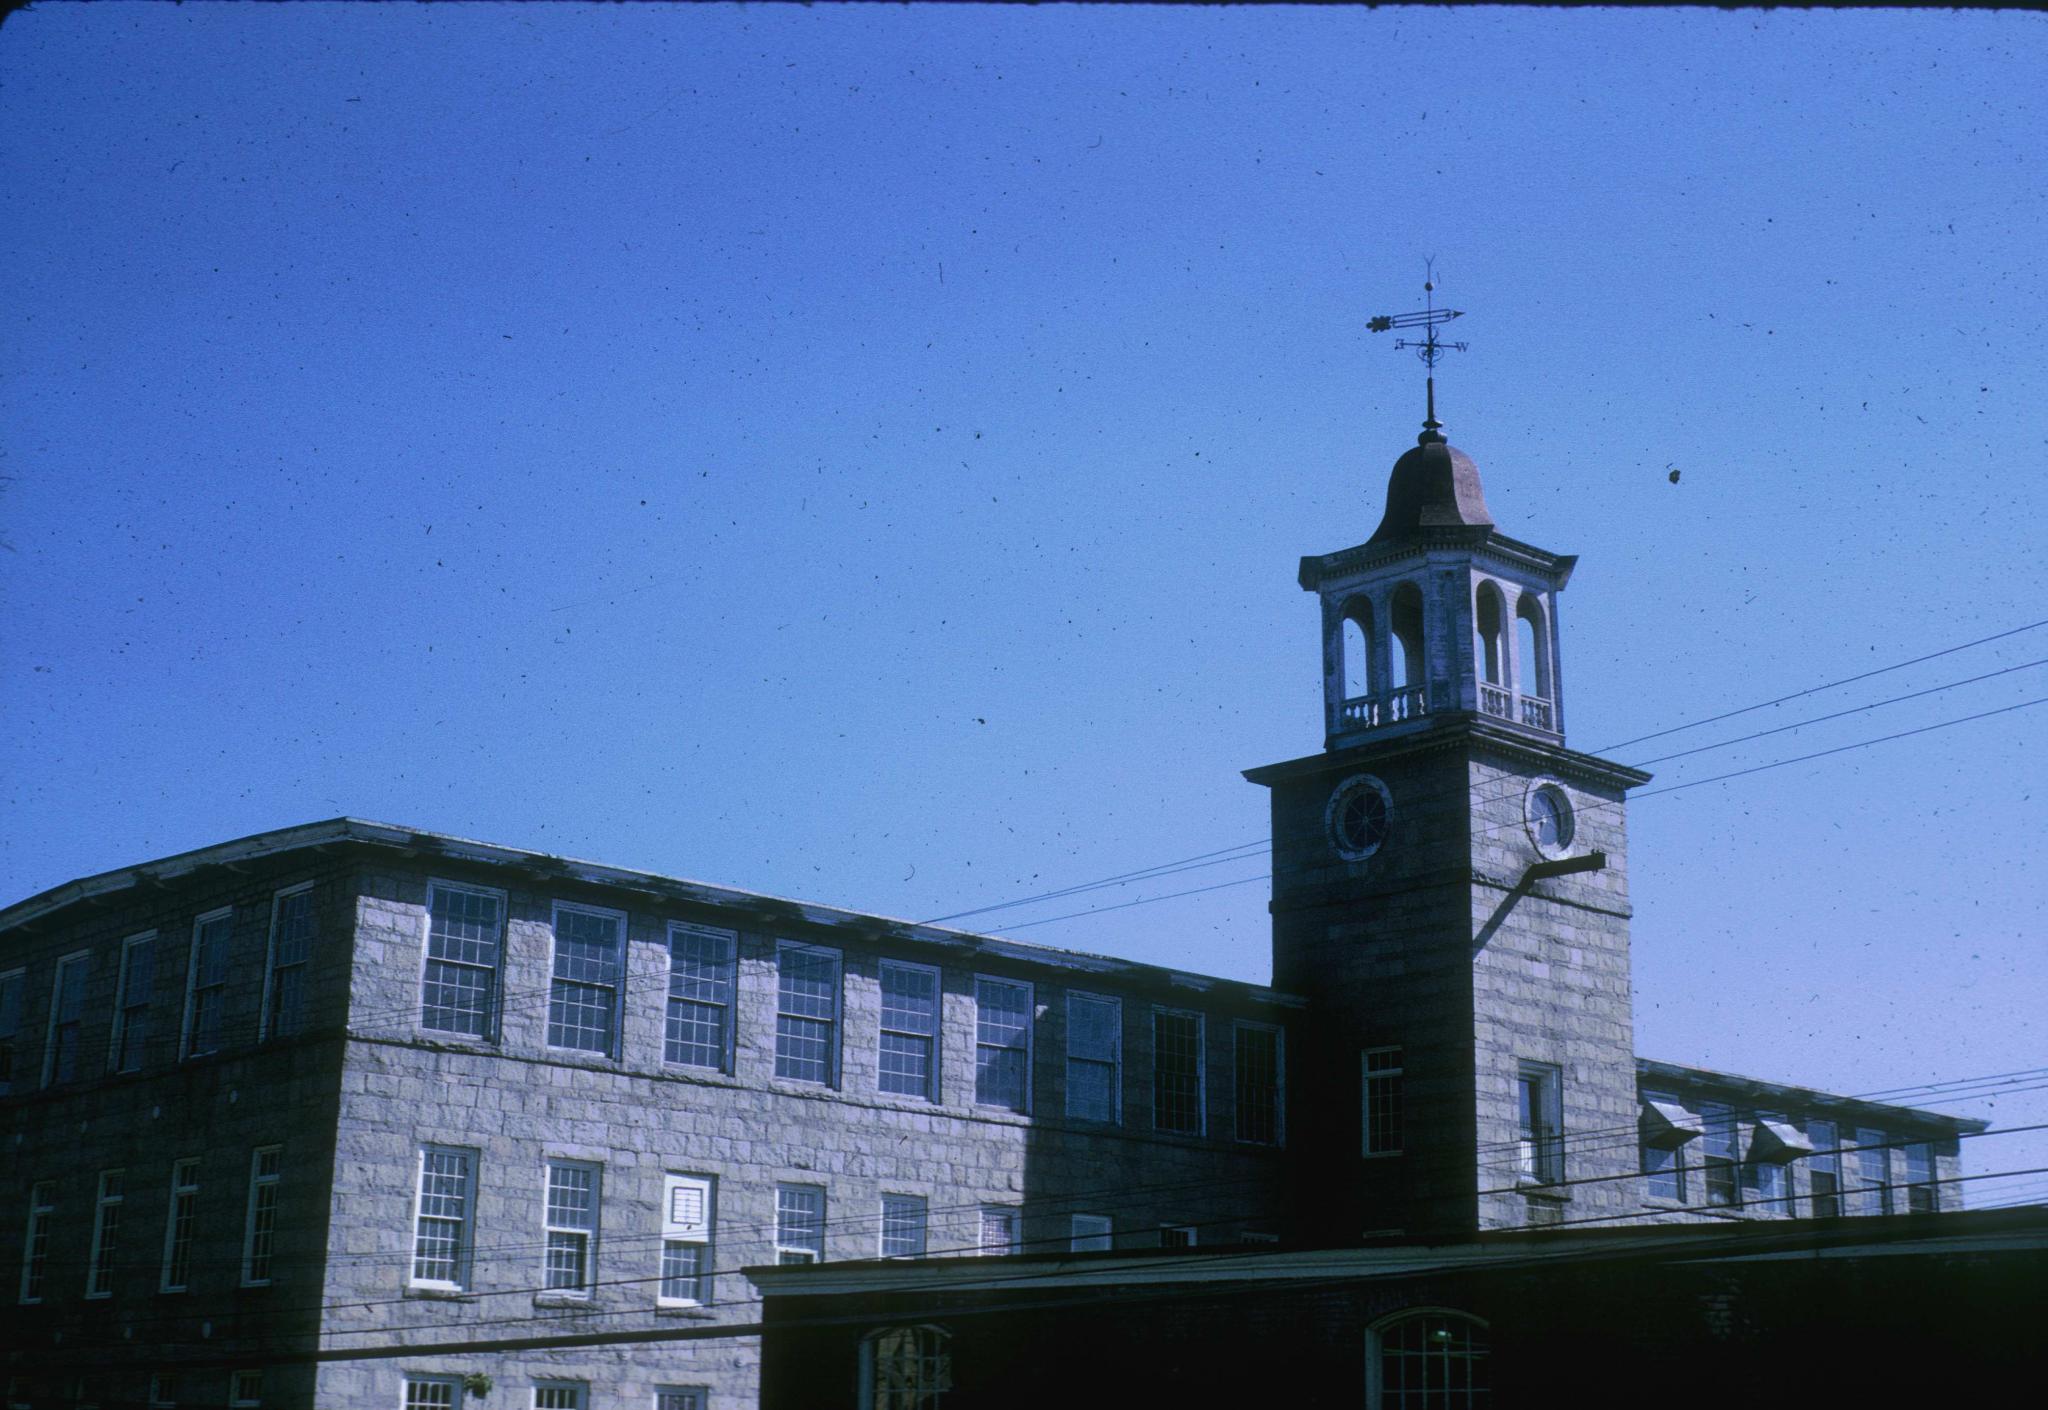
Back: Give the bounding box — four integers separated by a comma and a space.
1, 422, 1983, 1409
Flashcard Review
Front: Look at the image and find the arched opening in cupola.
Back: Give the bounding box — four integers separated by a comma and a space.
1515, 593, 1551, 700
1389, 582, 1426, 692
1474, 581, 1506, 687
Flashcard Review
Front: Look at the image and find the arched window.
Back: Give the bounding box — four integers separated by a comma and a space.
1341, 599, 1374, 700
1368, 1310, 1490, 1409
1515, 594, 1549, 700
1474, 583, 1506, 687
1389, 583, 1426, 693
862, 1324, 952, 1410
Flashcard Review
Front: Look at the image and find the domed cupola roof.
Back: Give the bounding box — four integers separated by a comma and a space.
1365, 429, 1494, 546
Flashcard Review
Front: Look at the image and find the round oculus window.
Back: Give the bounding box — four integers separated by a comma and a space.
1526, 782, 1575, 855
1327, 775, 1393, 860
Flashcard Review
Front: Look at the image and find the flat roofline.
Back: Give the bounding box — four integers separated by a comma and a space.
1636, 1056, 1989, 1133
0, 817, 1306, 1008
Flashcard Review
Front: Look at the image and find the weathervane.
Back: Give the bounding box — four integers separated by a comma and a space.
1368, 259, 1467, 443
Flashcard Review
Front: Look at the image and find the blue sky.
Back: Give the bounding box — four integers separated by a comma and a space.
4, 5, 2044, 1199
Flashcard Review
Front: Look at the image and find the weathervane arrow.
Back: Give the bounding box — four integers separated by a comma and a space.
1370, 260, 1468, 442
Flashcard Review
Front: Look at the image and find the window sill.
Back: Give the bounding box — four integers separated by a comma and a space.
406, 1285, 479, 1302
1516, 1180, 1571, 1202
533, 1291, 594, 1309
655, 1305, 718, 1320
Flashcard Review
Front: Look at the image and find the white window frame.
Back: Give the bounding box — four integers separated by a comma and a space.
147, 1373, 180, 1409
42, 949, 91, 1087
1069, 1214, 1112, 1252
1362, 1046, 1404, 1157
652, 1389, 706, 1410
1701, 1102, 1739, 1208
659, 1172, 715, 1306
410, 1145, 477, 1291
546, 901, 628, 1057
86, 1169, 123, 1298
1516, 1062, 1565, 1186
1064, 991, 1121, 1124
1808, 1118, 1842, 1218
161, 1157, 200, 1293
1233, 1019, 1285, 1146
542, 1158, 603, 1296
111, 932, 158, 1074
19, 1180, 55, 1303
1905, 1140, 1938, 1213
880, 1193, 928, 1259
0, 966, 25, 1097
1151, 1006, 1206, 1136
976, 1205, 1019, 1256
973, 976, 1034, 1113
773, 941, 842, 1086
419, 879, 507, 1041
260, 883, 315, 1042
532, 1385, 586, 1410
664, 922, 737, 1072
1852, 1128, 1893, 1215
242, 1146, 283, 1286
774, 1183, 825, 1265
877, 959, 941, 1102
402, 1377, 464, 1410
1638, 1090, 1686, 1202
181, 909, 234, 1061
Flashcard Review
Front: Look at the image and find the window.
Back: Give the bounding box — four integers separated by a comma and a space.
242, 1146, 282, 1285
1069, 1214, 1111, 1252
973, 978, 1031, 1112
977, 1206, 1019, 1256
861, 1325, 951, 1410
1064, 992, 1120, 1123
44, 950, 90, 1085
148, 1373, 181, 1408
878, 961, 940, 1100
404, 1379, 462, 1410
547, 903, 626, 1056
1642, 1136, 1685, 1202
1701, 1103, 1739, 1207
421, 882, 504, 1038
182, 910, 232, 1060
1746, 1154, 1786, 1214
262, 886, 314, 1040
86, 1169, 123, 1297
533, 1386, 585, 1410
1152, 1008, 1204, 1135
0, 967, 24, 1094
1808, 1119, 1842, 1218
543, 1160, 601, 1293
1159, 1224, 1196, 1249
1362, 1047, 1404, 1156
775, 942, 841, 1085
660, 1173, 714, 1305
881, 1194, 928, 1258
112, 933, 157, 1073
161, 1159, 200, 1292
1234, 1022, 1283, 1145
654, 1390, 706, 1410
775, 1183, 825, 1265
1370, 1311, 1490, 1409
229, 1371, 262, 1408
19, 1181, 54, 1302
412, 1146, 476, 1289
665, 923, 736, 1070
1905, 1142, 1937, 1213
1516, 1063, 1563, 1185
1851, 1128, 1892, 1215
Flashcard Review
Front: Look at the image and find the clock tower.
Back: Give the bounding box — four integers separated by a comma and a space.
1246, 415, 1652, 1236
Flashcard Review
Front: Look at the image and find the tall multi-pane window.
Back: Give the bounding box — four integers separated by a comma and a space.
1363, 1047, 1404, 1156
242, 1146, 282, 1285
547, 904, 626, 1056
1516, 1063, 1564, 1184
262, 886, 315, 1040
532, 1385, 585, 1410
1152, 1008, 1204, 1135
878, 961, 940, 1100
403, 1379, 462, 1410
1701, 1103, 1739, 1207
775, 1184, 825, 1265
182, 911, 232, 1059
20, 1181, 55, 1302
149, 1373, 181, 1408
974, 979, 1032, 1112
862, 1326, 951, 1410
0, 967, 25, 1095
421, 883, 504, 1039
880, 1194, 928, 1258
1808, 1119, 1842, 1218
229, 1371, 263, 1407
1640, 1093, 1686, 1201
1070, 1214, 1112, 1252
659, 1173, 714, 1305
1904, 1142, 1937, 1213
1374, 1312, 1490, 1409
86, 1170, 123, 1297
1065, 993, 1120, 1123
112, 934, 157, 1073
543, 1160, 601, 1293
654, 1389, 706, 1410
1852, 1129, 1892, 1215
775, 943, 841, 1085
978, 1206, 1020, 1256
44, 951, 90, 1085
1234, 1022, 1283, 1145
665, 923, 735, 1070
412, 1146, 476, 1289
161, 1159, 200, 1292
